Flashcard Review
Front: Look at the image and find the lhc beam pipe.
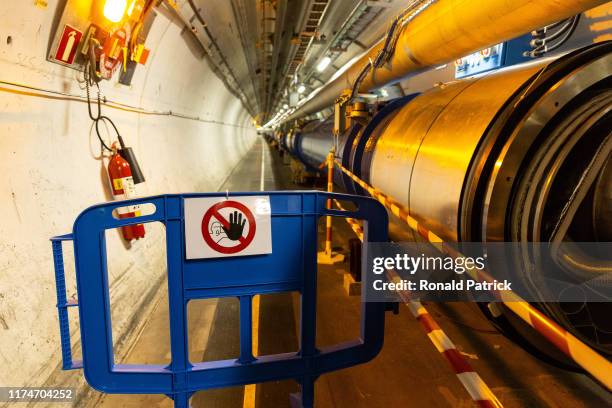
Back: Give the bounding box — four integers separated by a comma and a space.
370, 42, 612, 366
370, 43, 612, 243
285, 0, 607, 122
291, 118, 334, 171
292, 42, 612, 369
369, 60, 544, 242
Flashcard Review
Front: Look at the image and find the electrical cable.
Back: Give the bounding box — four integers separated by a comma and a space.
539, 15, 580, 54
531, 26, 576, 56
84, 39, 121, 152
527, 15, 580, 58
349, 0, 434, 101
531, 19, 575, 45
0, 79, 250, 128
187, 0, 206, 27
373, 0, 424, 68
184, 0, 254, 116
532, 17, 571, 38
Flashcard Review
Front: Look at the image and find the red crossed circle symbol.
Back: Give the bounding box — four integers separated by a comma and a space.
201, 200, 256, 254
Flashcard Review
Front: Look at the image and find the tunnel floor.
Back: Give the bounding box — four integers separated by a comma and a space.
93, 139, 611, 408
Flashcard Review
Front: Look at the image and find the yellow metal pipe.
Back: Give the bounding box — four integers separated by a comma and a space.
285, 0, 607, 122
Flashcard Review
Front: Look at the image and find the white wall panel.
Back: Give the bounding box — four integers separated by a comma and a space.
0, 1, 256, 401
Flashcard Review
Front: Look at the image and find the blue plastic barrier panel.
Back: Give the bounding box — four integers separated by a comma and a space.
184, 195, 273, 259
51, 192, 389, 408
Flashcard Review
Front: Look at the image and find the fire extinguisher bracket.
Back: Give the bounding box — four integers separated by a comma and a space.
118, 146, 145, 184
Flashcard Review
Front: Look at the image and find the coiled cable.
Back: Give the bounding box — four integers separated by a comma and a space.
84, 39, 122, 152
350, 0, 435, 101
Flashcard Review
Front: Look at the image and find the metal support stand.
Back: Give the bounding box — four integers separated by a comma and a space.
289, 376, 315, 408
171, 393, 190, 408
317, 149, 345, 265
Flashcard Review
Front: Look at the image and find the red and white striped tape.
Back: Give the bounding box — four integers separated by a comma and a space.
333, 199, 363, 241
335, 205, 503, 407
405, 298, 502, 408
389, 270, 503, 407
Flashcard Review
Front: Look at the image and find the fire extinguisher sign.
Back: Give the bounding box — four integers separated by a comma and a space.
54, 25, 82, 65
184, 196, 272, 259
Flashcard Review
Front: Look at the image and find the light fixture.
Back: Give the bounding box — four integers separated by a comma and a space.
103, 0, 128, 23
283, 103, 289, 109
297, 84, 306, 94
316, 56, 332, 72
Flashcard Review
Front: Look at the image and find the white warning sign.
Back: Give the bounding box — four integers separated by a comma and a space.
184, 196, 272, 259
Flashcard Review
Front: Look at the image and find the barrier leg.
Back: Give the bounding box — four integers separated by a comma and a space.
290, 376, 315, 408
317, 149, 345, 265
172, 392, 190, 408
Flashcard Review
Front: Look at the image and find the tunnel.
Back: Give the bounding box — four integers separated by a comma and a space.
1, 1, 611, 407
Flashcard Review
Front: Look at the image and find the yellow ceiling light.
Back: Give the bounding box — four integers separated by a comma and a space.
103, 0, 128, 23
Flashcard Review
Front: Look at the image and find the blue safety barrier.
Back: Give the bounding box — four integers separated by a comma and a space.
50, 191, 388, 407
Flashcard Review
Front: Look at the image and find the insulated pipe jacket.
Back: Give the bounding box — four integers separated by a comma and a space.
293, 43, 612, 365
285, 0, 607, 122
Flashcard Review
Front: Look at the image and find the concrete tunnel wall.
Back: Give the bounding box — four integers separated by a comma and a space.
0, 1, 257, 404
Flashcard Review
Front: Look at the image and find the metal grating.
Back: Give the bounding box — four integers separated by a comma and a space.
299, 0, 387, 89
286, 0, 330, 76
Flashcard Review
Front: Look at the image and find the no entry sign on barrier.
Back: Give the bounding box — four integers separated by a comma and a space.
184, 196, 272, 259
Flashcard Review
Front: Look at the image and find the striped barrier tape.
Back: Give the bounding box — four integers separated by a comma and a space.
393, 279, 503, 408
333, 159, 612, 390
333, 199, 363, 241
334, 200, 502, 407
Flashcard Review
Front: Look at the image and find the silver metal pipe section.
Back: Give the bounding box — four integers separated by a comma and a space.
290, 118, 334, 170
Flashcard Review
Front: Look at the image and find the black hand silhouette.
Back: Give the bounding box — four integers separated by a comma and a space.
223, 211, 246, 241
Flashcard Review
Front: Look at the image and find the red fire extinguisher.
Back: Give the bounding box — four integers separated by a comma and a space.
108, 142, 145, 241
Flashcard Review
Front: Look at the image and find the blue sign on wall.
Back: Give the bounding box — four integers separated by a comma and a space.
455, 43, 505, 79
